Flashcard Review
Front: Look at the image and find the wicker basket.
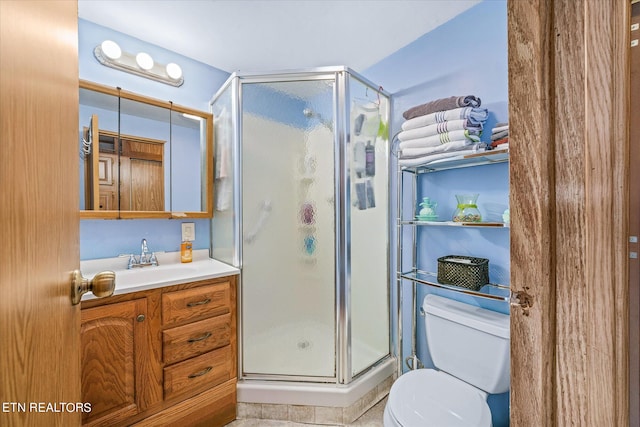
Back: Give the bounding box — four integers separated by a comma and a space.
437, 255, 489, 291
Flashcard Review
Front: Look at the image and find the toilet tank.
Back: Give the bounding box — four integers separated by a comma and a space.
423, 294, 510, 394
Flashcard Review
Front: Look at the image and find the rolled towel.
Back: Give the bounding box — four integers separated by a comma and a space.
398, 119, 482, 142
490, 137, 509, 148
399, 130, 481, 150
399, 147, 484, 168
400, 139, 472, 159
491, 129, 509, 141
402, 107, 488, 131
403, 95, 481, 120
491, 124, 509, 134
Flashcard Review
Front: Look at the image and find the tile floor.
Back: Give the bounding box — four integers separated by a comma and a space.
225, 397, 387, 427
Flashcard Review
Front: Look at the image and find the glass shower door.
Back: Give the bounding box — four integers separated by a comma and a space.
241, 79, 336, 378
348, 77, 391, 377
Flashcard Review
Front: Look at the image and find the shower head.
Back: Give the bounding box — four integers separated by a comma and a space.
303, 108, 333, 131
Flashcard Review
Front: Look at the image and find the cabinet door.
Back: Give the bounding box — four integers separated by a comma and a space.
80, 299, 149, 426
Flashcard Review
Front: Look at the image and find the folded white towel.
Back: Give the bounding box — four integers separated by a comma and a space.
399, 147, 484, 167
400, 139, 472, 159
399, 130, 480, 150
401, 107, 488, 131
398, 119, 481, 142
491, 124, 509, 133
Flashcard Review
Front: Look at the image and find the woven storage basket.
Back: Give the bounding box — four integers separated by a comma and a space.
437, 255, 489, 291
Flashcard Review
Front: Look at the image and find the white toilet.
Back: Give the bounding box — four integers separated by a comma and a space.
384, 294, 510, 427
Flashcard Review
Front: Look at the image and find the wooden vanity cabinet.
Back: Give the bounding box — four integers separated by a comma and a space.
80, 275, 238, 427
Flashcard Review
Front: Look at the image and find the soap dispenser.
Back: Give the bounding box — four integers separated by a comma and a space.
181, 241, 193, 263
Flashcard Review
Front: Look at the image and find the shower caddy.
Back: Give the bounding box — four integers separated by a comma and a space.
395, 148, 513, 374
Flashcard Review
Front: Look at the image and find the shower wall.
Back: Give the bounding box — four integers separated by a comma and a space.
210, 68, 391, 387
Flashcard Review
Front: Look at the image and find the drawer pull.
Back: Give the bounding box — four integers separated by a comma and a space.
188, 366, 212, 379
187, 332, 212, 343
186, 298, 211, 308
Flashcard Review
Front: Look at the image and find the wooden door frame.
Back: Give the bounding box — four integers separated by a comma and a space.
508, 0, 630, 425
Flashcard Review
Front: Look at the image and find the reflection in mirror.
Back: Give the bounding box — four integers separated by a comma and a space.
79, 87, 119, 211
78, 80, 213, 218
170, 110, 206, 213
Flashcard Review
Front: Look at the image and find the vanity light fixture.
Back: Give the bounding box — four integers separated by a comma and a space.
94, 40, 184, 87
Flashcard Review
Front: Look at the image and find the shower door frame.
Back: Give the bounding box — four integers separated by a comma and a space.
215, 67, 393, 386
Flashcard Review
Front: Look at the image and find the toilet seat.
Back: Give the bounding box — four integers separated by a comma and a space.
386, 369, 492, 427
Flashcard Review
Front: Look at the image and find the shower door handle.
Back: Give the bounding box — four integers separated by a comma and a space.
244, 199, 272, 243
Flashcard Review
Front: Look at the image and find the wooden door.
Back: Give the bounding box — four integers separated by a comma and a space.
630, 3, 640, 425
0, 1, 81, 427
508, 0, 629, 425
81, 299, 149, 426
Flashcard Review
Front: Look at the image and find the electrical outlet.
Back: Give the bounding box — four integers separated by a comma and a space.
181, 222, 195, 241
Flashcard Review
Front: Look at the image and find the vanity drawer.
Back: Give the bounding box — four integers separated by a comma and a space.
162, 282, 230, 326
163, 346, 233, 401
163, 314, 231, 365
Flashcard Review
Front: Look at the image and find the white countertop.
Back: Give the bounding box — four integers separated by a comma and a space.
80, 249, 239, 301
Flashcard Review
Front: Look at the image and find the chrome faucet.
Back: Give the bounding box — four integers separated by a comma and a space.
140, 238, 150, 263
121, 238, 159, 269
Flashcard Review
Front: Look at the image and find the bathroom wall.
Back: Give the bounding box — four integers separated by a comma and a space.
363, 1, 510, 426
78, 19, 230, 260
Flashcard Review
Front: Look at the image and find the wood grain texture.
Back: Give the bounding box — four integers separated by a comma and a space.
629, 3, 640, 425
553, 1, 588, 424
162, 314, 232, 365
163, 346, 233, 401
507, 0, 556, 425
606, 1, 630, 424
131, 379, 236, 427
81, 301, 141, 426
509, 0, 630, 425
0, 1, 80, 426
161, 282, 231, 325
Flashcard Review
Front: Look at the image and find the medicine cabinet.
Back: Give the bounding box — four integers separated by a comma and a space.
79, 80, 213, 219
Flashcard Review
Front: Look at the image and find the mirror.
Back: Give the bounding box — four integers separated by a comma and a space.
79, 80, 213, 218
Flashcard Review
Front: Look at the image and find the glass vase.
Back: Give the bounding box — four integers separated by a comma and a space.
452, 194, 482, 222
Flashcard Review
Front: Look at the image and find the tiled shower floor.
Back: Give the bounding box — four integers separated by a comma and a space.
224, 397, 387, 427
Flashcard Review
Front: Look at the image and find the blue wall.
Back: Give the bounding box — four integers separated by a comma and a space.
363, 1, 510, 426
78, 19, 230, 260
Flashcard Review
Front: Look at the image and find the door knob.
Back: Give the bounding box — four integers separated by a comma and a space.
71, 270, 116, 305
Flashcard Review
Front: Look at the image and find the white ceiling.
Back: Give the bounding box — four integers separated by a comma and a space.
77, 0, 479, 73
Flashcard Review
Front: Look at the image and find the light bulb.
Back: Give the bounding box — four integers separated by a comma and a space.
166, 63, 182, 80
136, 52, 154, 70
101, 40, 121, 60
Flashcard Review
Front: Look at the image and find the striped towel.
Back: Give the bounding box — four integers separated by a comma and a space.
398, 119, 482, 142
399, 147, 484, 168
402, 95, 481, 120
399, 130, 481, 150
400, 139, 472, 159
402, 107, 488, 131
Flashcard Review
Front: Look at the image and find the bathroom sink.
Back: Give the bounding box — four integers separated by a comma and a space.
115, 265, 200, 287
80, 253, 239, 300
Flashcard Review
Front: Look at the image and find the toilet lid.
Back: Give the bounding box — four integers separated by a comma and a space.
388, 369, 492, 427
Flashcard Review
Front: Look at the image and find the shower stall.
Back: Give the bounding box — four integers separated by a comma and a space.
210, 67, 394, 412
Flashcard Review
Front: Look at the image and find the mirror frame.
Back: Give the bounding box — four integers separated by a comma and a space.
79, 80, 214, 219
